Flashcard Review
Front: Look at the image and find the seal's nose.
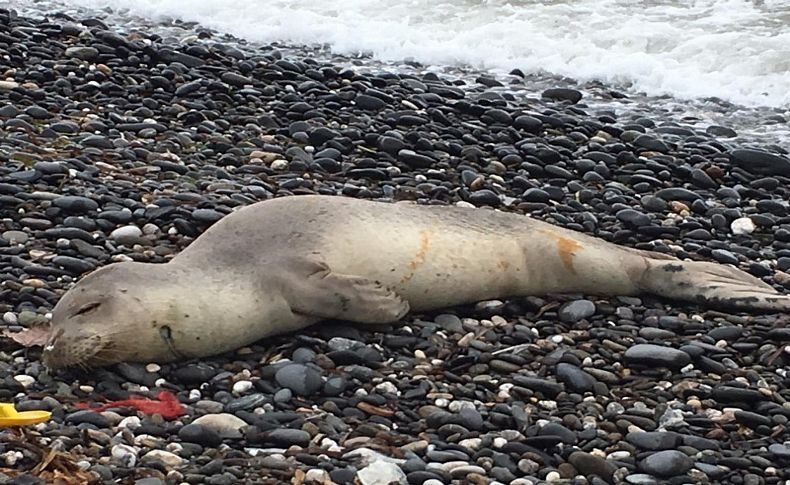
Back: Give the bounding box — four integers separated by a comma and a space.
41, 328, 63, 369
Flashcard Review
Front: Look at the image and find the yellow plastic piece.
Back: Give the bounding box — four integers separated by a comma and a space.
0, 403, 51, 427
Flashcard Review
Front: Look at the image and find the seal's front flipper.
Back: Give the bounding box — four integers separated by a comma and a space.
640, 260, 790, 312
280, 258, 410, 323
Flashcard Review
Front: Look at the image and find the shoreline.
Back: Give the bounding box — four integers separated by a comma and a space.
1, 5, 790, 485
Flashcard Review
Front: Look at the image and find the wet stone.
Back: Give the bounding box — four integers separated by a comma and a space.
638, 450, 693, 477
555, 363, 596, 393
275, 363, 323, 396
558, 299, 596, 322
624, 344, 691, 369
178, 423, 222, 447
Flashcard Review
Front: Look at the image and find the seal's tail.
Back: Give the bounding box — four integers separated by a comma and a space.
639, 259, 790, 312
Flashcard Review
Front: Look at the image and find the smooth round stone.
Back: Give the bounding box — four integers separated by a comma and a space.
192, 414, 247, 439
178, 423, 222, 447
731, 217, 755, 235
273, 388, 293, 403
558, 299, 596, 323
711, 249, 738, 264
52, 196, 99, 213
355, 94, 386, 110
66, 410, 110, 428
617, 209, 651, 226
225, 393, 267, 413
111, 444, 138, 467
625, 474, 660, 485
638, 450, 693, 477
730, 149, 790, 176
140, 450, 184, 468
274, 363, 323, 396
469, 189, 501, 207
357, 460, 407, 485
2, 230, 28, 244
555, 363, 596, 393
434, 313, 464, 332
624, 344, 691, 369
110, 225, 143, 241
768, 443, 790, 458
324, 377, 347, 396
232, 380, 253, 394
626, 431, 680, 450
568, 451, 617, 480
263, 429, 310, 447
542, 88, 582, 104
192, 209, 224, 223
65, 46, 99, 60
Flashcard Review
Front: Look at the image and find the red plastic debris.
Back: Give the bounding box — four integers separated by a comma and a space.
74, 390, 186, 420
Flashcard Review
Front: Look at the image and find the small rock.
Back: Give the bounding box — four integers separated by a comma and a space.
275, 363, 323, 396
178, 423, 222, 447
639, 450, 693, 478
568, 451, 617, 481
731, 217, 756, 235
192, 414, 247, 439
357, 459, 407, 485
542, 88, 582, 104
558, 299, 596, 323
624, 344, 691, 369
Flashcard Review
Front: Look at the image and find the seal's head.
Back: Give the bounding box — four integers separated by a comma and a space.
42, 261, 177, 370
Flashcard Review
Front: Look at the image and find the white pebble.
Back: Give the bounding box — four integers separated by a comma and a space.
493, 437, 508, 448
374, 382, 399, 395
538, 400, 557, 411
188, 389, 202, 400
146, 363, 161, 373
448, 400, 476, 412
141, 449, 184, 468
13, 375, 35, 388
458, 438, 482, 450
3, 451, 23, 466
142, 223, 160, 235
118, 416, 141, 430
305, 469, 330, 483
2, 312, 17, 325
731, 217, 755, 235
110, 225, 142, 241
111, 444, 138, 467
546, 471, 561, 482
232, 380, 253, 394
271, 159, 289, 170
490, 315, 507, 326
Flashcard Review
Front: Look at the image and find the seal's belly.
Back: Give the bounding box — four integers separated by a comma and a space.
321, 221, 533, 311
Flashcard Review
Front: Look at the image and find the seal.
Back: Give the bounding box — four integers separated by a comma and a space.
41, 195, 790, 369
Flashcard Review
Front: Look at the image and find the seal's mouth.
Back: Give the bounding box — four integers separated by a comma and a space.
41, 330, 114, 371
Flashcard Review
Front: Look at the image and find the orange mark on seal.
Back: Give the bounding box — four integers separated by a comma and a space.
401, 230, 431, 284
497, 260, 511, 270
557, 237, 582, 273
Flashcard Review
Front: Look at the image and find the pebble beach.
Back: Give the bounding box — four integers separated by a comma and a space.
1, 3, 790, 485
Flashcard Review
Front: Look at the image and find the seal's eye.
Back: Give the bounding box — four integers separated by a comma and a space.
73, 302, 101, 317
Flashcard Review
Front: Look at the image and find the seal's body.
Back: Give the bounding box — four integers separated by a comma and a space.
42, 195, 790, 369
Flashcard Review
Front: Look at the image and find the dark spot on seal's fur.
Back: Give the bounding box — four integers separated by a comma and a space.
663, 264, 684, 272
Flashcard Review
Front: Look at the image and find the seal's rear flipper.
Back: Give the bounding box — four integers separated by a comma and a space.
281, 258, 410, 323
640, 260, 790, 312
